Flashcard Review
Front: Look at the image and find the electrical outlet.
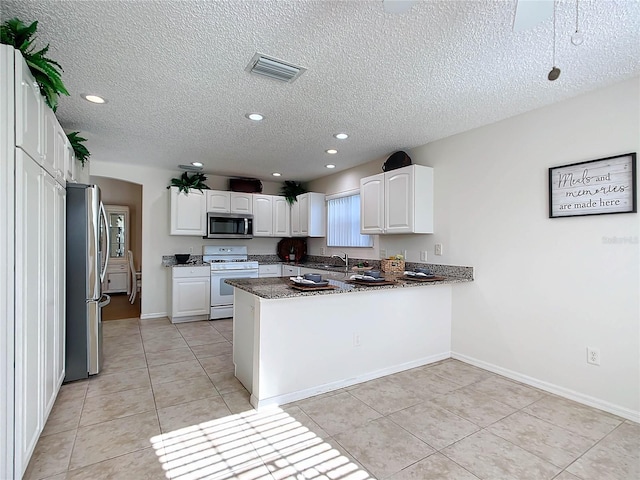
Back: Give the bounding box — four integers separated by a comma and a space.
587, 347, 600, 366
320, 247, 326, 255
353, 333, 361, 347
420, 251, 427, 262
380, 249, 387, 259
435, 243, 443, 256
403, 249, 408, 260
188, 246, 193, 254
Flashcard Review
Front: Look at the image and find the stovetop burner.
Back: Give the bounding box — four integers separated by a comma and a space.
202, 246, 258, 271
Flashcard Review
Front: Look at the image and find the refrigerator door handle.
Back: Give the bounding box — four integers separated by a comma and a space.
100, 201, 110, 283
98, 294, 111, 308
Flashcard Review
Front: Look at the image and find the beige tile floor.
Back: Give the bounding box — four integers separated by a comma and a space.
25, 317, 639, 480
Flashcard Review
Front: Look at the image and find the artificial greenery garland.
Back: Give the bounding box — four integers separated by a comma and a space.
1, 18, 69, 111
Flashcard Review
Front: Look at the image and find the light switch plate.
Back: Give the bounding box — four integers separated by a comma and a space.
435, 244, 443, 256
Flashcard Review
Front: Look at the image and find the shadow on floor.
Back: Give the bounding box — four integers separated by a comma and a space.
102, 292, 141, 321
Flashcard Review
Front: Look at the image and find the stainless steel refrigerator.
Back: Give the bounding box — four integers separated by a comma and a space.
65, 183, 111, 382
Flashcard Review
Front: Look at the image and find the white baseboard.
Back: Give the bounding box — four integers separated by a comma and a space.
452, 352, 640, 423
139, 312, 168, 320
252, 351, 451, 409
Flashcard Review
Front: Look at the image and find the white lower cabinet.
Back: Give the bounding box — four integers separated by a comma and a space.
282, 265, 300, 277
169, 266, 211, 323
258, 264, 282, 278
103, 263, 129, 293
15, 149, 66, 477
15, 150, 44, 476
4, 45, 66, 479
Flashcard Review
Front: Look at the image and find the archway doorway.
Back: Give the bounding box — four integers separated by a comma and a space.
91, 176, 143, 320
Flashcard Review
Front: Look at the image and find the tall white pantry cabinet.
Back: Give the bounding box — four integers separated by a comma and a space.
1, 45, 81, 479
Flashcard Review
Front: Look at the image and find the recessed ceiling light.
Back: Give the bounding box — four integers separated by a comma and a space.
81, 93, 107, 104
326, 149, 338, 155
246, 113, 264, 121
325, 164, 336, 169
191, 162, 203, 167
272, 172, 281, 177
334, 133, 348, 140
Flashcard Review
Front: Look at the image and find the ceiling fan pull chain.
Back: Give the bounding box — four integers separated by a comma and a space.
572, 0, 585, 45
548, 0, 561, 81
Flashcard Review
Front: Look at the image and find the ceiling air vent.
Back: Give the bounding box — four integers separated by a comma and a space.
245, 53, 306, 83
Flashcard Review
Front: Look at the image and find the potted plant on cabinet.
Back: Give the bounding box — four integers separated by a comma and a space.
0, 17, 69, 111
167, 172, 210, 194
67, 132, 90, 168
280, 180, 307, 205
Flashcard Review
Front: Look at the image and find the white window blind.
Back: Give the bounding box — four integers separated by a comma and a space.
327, 194, 373, 247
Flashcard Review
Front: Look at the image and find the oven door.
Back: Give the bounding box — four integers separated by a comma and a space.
210, 269, 258, 319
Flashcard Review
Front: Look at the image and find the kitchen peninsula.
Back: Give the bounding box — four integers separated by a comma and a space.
227, 267, 473, 409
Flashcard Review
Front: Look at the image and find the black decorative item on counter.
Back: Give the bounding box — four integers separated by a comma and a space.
175, 254, 190, 264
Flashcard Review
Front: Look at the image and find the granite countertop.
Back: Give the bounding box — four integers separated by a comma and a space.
226, 273, 472, 300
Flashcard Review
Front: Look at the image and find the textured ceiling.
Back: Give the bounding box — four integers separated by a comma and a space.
2, 0, 639, 182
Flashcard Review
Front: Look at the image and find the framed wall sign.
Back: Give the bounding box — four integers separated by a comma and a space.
549, 153, 637, 218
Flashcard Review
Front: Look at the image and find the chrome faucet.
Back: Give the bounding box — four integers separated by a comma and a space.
332, 252, 349, 273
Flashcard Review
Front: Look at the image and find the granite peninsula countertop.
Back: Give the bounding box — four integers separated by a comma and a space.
226, 273, 472, 300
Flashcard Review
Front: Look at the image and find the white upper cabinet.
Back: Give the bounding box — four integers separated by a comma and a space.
273, 196, 290, 237
360, 173, 385, 234
252, 194, 290, 237
206, 190, 230, 212
14, 50, 42, 163
207, 191, 253, 214
41, 105, 57, 178
230, 192, 253, 214
291, 192, 325, 237
252, 195, 273, 236
360, 164, 434, 234
53, 121, 67, 186
64, 139, 77, 183
170, 186, 206, 235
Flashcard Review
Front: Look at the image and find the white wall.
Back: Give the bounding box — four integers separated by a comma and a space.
403, 77, 638, 418
89, 162, 283, 318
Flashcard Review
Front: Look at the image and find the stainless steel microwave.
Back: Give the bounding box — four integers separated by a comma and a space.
206, 212, 253, 239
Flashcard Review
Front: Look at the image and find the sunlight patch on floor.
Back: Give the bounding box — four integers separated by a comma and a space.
150, 407, 372, 480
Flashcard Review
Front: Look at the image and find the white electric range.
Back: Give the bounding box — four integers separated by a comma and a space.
202, 246, 259, 320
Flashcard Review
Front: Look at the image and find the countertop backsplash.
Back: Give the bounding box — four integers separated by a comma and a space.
162, 255, 205, 267
161, 253, 473, 280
